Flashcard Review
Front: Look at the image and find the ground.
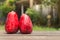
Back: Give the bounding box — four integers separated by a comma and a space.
0, 30, 60, 40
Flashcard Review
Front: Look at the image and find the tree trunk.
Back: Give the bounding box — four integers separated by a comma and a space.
29, 0, 33, 8
58, 0, 60, 26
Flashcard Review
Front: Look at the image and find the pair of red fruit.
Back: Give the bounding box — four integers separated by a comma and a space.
5, 11, 33, 34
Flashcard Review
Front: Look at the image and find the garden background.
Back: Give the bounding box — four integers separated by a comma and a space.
0, 0, 60, 31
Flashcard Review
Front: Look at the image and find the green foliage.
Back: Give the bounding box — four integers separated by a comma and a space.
42, 0, 58, 6
33, 25, 57, 31
0, 25, 4, 30
1, 5, 15, 17
42, 0, 51, 5
9, 0, 15, 6
51, 0, 58, 4
0, 0, 15, 17
0, 25, 59, 31
26, 8, 47, 25
26, 8, 41, 25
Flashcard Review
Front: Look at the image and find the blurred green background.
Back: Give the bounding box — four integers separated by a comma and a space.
0, 0, 60, 31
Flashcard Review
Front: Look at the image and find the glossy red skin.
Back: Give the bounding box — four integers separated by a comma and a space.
5, 11, 18, 34
19, 14, 33, 34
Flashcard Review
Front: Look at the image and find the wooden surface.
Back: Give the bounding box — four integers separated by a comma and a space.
0, 31, 60, 40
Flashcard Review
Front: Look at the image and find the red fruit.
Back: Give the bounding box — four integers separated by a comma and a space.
19, 14, 33, 34
5, 11, 18, 34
